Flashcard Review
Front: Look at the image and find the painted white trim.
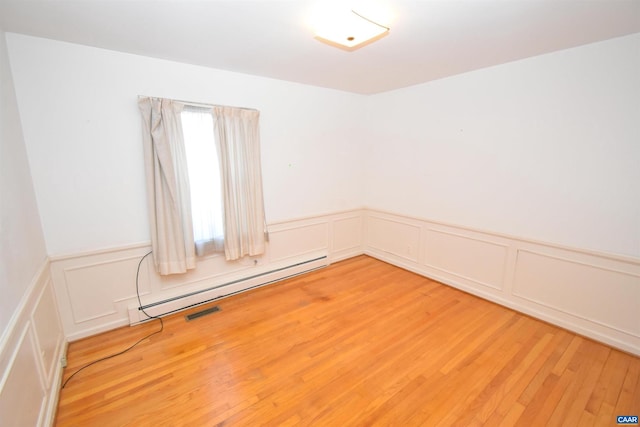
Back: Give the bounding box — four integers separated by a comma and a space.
511, 249, 639, 337
48, 208, 640, 357
364, 207, 639, 264
267, 208, 365, 227
42, 341, 66, 427
65, 319, 131, 343
366, 246, 639, 355
0, 258, 65, 427
423, 227, 509, 291
50, 210, 365, 340
46, 209, 368, 262
362, 209, 640, 356
0, 324, 30, 392
48, 241, 152, 262
0, 258, 48, 355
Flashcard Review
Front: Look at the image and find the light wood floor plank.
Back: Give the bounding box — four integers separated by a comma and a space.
55, 255, 640, 426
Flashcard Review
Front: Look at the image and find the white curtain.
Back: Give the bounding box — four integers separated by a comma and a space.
138, 97, 196, 275
181, 108, 225, 256
213, 106, 267, 260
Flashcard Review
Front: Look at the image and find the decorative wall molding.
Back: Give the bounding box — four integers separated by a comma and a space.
48, 207, 640, 356
50, 210, 364, 341
423, 227, 509, 291
362, 208, 640, 356
367, 214, 421, 263
0, 260, 65, 427
512, 249, 639, 337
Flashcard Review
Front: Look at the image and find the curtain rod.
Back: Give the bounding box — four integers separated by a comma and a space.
137, 95, 258, 112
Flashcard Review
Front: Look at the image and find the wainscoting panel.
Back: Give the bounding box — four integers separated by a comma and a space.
0, 325, 45, 427
330, 213, 364, 262
366, 214, 421, 263
363, 208, 640, 355
0, 260, 66, 427
63, 256, 146, 323
513, 249, 640, 337
268, 220, 328, 263
50, 245, 153, 340
50, 210, 365, 341
424, 228, 509, 291
31, 282, 64, 386
48, 207, 640, 355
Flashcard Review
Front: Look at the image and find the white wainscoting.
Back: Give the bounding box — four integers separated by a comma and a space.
0, 260, 66, 427
50, 210, 364, 341
363, 209, 640, 356
47, 207, 640, 356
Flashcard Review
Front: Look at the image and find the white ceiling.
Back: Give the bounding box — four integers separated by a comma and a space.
1, 0, 639, 94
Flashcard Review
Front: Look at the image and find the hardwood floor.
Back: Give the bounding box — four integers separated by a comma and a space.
55, 255, 640, 426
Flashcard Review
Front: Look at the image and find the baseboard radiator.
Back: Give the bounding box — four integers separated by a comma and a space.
128, 255, 328, 325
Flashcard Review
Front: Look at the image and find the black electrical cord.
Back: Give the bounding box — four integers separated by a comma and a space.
61, 251, 163, 388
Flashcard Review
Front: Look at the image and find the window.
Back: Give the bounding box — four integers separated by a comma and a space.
181, 108, 224, 255
139, 96, 266, 275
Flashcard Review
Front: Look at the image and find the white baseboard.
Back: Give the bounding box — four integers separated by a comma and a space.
41, 341, 67, 427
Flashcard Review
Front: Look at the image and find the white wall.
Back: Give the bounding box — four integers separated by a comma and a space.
364, 33, 640, 258
0, 30, 64, 427
0, 30, 47, 341
6, 33, 365, 256
8, 32, 639, 260
4, 31, 639, 354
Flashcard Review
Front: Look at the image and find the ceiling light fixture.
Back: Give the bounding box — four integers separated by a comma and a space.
314, 9, 390, 50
